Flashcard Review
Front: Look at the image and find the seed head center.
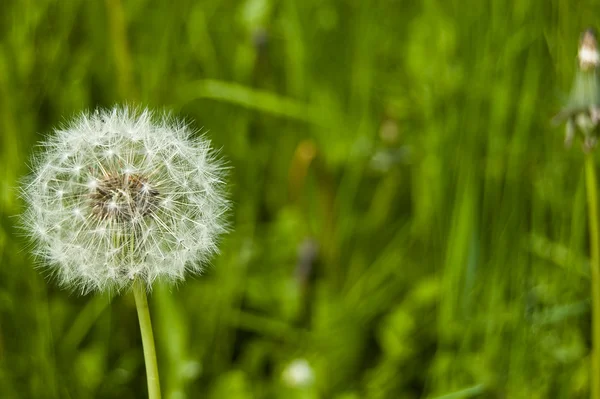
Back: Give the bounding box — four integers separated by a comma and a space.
90, 173, 159, 222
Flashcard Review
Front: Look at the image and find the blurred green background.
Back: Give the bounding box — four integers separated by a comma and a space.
0, 0, 597, 398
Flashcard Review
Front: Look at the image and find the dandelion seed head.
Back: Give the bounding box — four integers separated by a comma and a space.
21, 106, 228, 293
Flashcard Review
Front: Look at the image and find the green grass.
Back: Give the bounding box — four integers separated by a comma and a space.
0, 0, 597, 398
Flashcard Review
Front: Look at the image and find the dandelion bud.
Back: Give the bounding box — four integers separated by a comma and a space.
21, 107, 228, 293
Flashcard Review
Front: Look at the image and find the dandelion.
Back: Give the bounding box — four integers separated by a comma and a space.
22, 106, 227, 293
554, 29, 600, 399
21, 106, 228, 399
553, 28, 600, 150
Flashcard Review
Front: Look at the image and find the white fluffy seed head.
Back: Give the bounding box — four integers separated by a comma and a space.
21, 106, 229, 294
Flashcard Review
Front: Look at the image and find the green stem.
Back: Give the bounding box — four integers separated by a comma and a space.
133, 279, 162, 399
585, 154, 600, 399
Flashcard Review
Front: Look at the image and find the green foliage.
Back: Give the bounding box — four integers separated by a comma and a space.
0, 0, 596, 398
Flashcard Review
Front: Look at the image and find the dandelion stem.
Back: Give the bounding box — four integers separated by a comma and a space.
133, 279, 161, 399
585, 153, 600, 399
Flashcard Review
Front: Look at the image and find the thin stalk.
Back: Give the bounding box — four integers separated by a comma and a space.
585, 153, 600, 399
133, 279, 162, 399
